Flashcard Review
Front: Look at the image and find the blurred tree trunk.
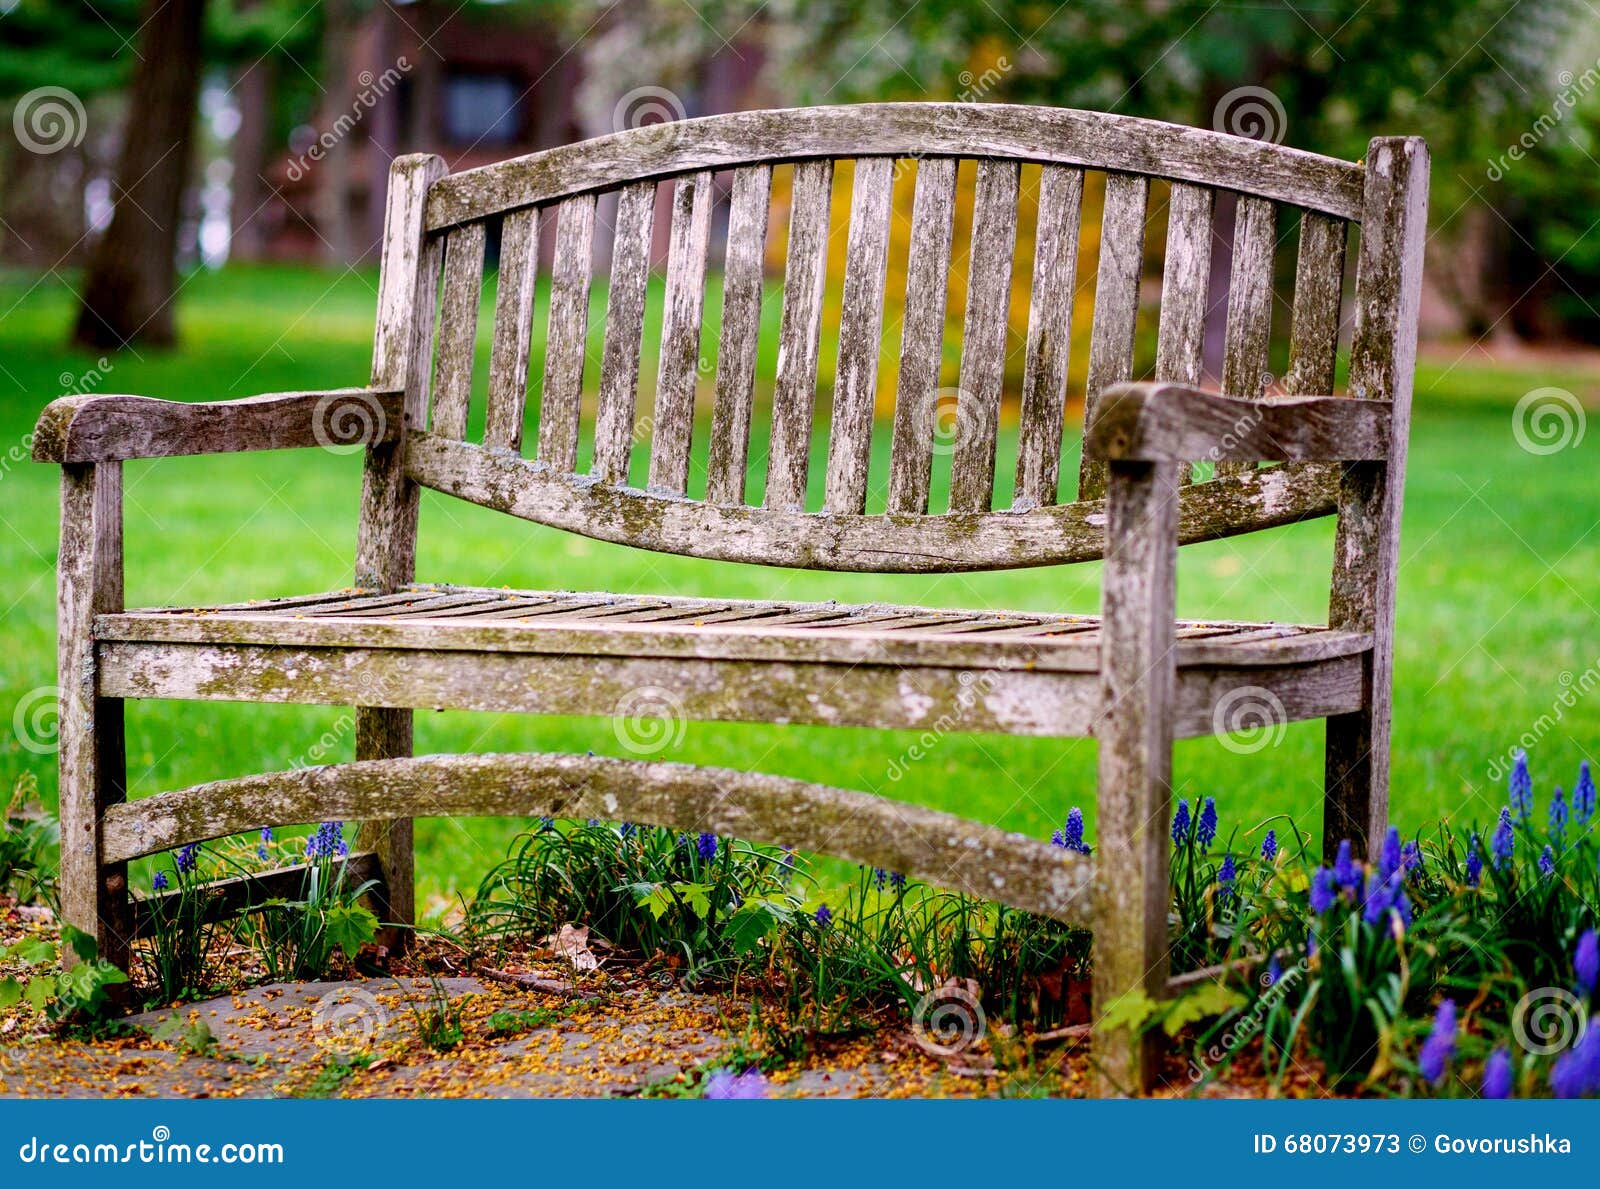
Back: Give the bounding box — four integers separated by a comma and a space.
316, 0, 357, 265
71, 0, 206, 349
229, 56, 276, 262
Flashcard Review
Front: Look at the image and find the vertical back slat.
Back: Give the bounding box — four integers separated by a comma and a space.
1014, 165, 1084, 508
538, 193, 597, 472
649, 171, 713, 494
706, 165, 771, 505
1153, 182, 1216, 485
592, 181, 657, 483
765, 159, 834, 511
824, 157, 896, 514
484, 208, 539, 451
887, 157, 957, 515
1078, 173, 1149, 501
1215, 195, 1275, 479
429, 222, 486, 440
1286, 210, 1348, 395
949, 158, 1020, 514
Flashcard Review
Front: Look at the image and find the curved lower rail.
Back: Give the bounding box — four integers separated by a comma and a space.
104, 752, 1092, 924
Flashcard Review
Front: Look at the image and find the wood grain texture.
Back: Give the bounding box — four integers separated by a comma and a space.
32, 389, 404, 463
706, 165, 771, 505
99, 594, 1370, 674
949, 158, 1020, 514
1325, 137, 1429, 857
1015, 165, 1084, 508
429, 222, 486, 440
98, 640, 1364, 745
1285, 211, 1348, 396
537, 193, 597, 471
57, 462, 130, 970
766, 159, 834, 511
1216, 195, 1275, 479
592, 181, 657, 483
100, 753, 1093, 924
405, 430, 1340, 572
649, 172, 713, 494
1088, 383, 1391, 463
1155, 181, 1216, 486
886, 157, 957, 515
1078, 173, 1149, 501
354, 152, 445, 937
824, 157, 895, 513
1094, 457, 1180, 1094
357, 153, 445, 595
484, 206, 540, 451
425, 103, 1365, 230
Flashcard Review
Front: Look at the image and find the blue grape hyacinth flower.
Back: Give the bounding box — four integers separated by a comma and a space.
1481, 1048, 1513, 1099
1550, 1026, 1600, 1099
1510, 749, 1533, 821
1576, 929, 1598, 997
1539, 845, 1556, 878
1576, 760, 1595, 824
1217, 854, 1237, 906
1491, 808, 1515, 870
1465, 834, 1483, 888
1378, 825, 1403, 882
1260, 829, 1278, 863
1051, 807, 1090, 855
1309, 867, 1337, 914
1171, 799, 1191, 848
1196, 797, 1219, 852
705, 1068, 769, 1100
1418, 999, 1457, 1085
814, 904, 832, 926
1550, 786, 1569, 848
152, 871, 169, 892
697, 832, 718, 861
1333, 839, 1362, 892
174, 842, 201, 874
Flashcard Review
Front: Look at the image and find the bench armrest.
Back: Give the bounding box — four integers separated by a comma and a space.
32, 387, 405, 464
1085, 382, 1392, 464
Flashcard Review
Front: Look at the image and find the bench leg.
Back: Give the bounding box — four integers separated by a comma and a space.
1093, 459, 1179, 1095
1323, 670, 1390, 858
57, 463, 132, 972
357, 706, 414, 951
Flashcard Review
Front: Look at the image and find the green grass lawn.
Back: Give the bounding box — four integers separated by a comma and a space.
1, 264, 1597, 912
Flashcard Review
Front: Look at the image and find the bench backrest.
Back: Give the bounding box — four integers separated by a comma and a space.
365, 103, 1423, 576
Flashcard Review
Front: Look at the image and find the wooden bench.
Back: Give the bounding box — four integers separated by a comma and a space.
34, 103, 1427, 1093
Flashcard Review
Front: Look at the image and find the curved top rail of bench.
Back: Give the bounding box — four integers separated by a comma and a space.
424, 102, 1366, 231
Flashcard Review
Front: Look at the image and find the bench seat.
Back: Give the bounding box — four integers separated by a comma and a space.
99, 583, 1371, 672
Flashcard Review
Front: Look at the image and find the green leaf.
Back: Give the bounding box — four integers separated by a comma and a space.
1098, 988, 1160, 1034
23, 976, 51, 1013
322, 902, 378, 958
6, 937, 56, 966
675, 882, 712, 919
637, 885, 676, 922
59, 923, 97, 962
0, 976, 20, 1008
724, 904, 778, 955
1162, 983, 1246, 1037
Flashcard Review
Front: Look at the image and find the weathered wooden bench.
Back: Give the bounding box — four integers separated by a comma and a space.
35, 103, 1426, 1092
